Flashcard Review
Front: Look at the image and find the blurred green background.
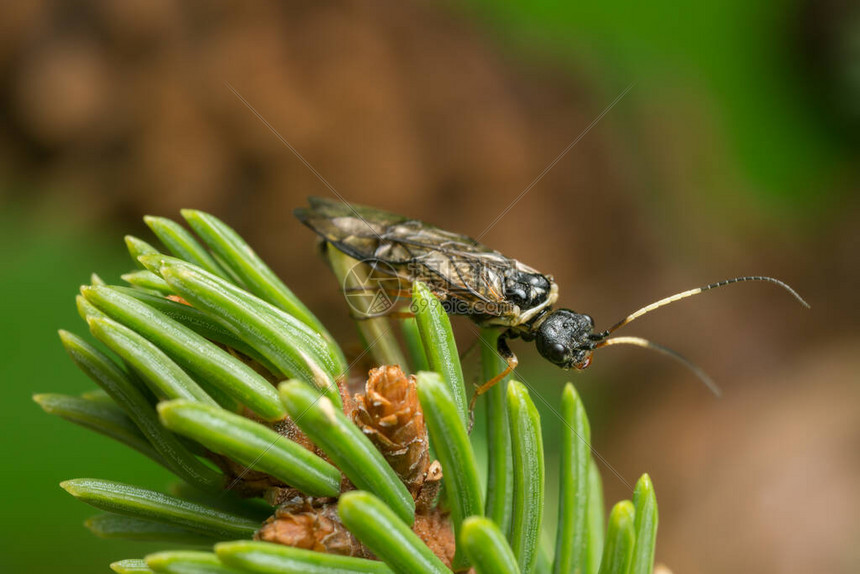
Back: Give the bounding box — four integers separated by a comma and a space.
1, 1, 858, 573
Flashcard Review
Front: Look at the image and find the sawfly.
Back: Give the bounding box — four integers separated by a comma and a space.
296, 197, 809, 402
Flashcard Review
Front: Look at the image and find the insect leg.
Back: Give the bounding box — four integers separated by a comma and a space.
468, 334, 518, 414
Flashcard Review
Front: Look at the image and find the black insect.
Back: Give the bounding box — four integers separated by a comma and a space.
296, 197, 809, 401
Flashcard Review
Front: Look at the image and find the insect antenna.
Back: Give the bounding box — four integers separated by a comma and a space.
593, 336, 722, 396
599, 276, 809, 336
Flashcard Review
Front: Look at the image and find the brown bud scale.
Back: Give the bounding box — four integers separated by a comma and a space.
353, 365, 430, 495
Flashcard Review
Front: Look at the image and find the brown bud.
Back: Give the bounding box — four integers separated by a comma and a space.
353, 365, 430, 495
256, 500, 372, 558
257, 500, 457, 568
415, 460, 443, 513
413, 509, 457, 569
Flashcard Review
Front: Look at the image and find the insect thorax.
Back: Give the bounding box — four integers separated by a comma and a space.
505, 270, 552, 310
475, 271, 558, 329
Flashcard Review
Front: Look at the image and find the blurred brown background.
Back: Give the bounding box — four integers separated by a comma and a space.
1, 1, 858, 573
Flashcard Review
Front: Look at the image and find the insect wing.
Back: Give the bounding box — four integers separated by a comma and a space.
295, 198, 517, 317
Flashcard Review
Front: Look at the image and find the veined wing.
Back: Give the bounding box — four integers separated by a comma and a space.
295, 197, 523, 315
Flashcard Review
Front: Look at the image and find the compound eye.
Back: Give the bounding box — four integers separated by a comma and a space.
548, 343, 566, 364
